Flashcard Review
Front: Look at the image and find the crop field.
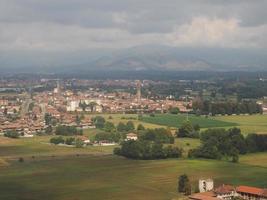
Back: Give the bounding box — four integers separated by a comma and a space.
215, 114, 267, 135
140, 114, 237, 129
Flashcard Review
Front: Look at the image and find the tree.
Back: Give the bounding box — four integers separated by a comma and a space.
55, 125, 82, 136
75, 138, 84, 148
178, 174, 190, 193
126, 121, 135, 131
79, 102, 87, 111
169, 107, 180, 114
137, 124, 145, 131
177, 120, 199, 138
50, 136, 65, 144
92, 116, 106, 129
4, 130, 20, 138
231, 150, 239, 163
44, 113, 52, 125
75, 115, 81, 125
45, 125, 53, 134
65, 137, 75, 145
117, 122, 127, 132
88, 102, 97, 112
104, 121, 116, 132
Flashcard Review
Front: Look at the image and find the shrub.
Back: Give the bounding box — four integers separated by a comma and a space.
75, 138, 84, 148
4, 130, 20, 138
65, 137, 75, 145
50, 136, 65, 144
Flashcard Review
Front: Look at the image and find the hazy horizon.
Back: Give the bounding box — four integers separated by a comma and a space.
1, 0, 267, 72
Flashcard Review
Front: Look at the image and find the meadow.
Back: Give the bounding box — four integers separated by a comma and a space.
215, 114, 267, 135
139, 114, 237, 129
0, 153, 266, 200
1, 114, 267, 199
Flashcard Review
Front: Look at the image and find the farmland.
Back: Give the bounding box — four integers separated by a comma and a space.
0, 152, 266, 200
215, 114, 267, 135
139, 114, 237, 129
1, 114, 267, 200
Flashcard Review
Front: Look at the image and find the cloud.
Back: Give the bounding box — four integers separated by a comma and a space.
0, 0, 266, 52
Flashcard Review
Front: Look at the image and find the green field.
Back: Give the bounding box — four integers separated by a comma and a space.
0, 135, 116, 159
90, 113, 164, 129
1, 114, 267, 199
0, 153, 267, 200
140, 114, 237, 129
0, 135, 267, 200
215, 114, 267, 135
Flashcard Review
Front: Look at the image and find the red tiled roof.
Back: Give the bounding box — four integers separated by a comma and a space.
237, 186, 267, 197
189, 192, 219, 200
215, 185, 235, 195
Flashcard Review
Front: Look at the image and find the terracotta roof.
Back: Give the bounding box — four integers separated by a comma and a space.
215, 185, 235, 195
189, 192, 219, 200
237, 186, 267, 197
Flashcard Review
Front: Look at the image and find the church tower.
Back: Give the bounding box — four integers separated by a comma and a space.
136, 80, 141, 103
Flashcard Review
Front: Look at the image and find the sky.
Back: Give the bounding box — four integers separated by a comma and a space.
0, 0, 267, 52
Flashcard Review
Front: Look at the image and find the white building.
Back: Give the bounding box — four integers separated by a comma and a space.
199, 179, 214, 193
126, 133, 138, 141
67, 100, 79, 112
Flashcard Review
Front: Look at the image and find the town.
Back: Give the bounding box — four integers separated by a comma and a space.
0, 78, 192, 136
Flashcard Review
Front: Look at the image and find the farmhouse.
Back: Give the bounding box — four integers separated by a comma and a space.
190, 180, 267, 200
76, 136, 90, 144
236, 186, 267, 200
126, 133, 138, 141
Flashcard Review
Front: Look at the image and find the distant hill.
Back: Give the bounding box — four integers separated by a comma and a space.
0, 45, 267, 73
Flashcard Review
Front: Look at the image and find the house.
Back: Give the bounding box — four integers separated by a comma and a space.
214, 185, 236, 200
236, 186, 267, 200
190, 180, 267, 200
189, 192, 220, 200
96, 140, 116, 146
76, 136, 90, 144
126, 133, 138, 141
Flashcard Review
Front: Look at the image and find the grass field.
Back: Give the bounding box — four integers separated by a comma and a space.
0, 135, 116, 159
140, 114, 237, 129
215, 115, 267, 135
0, 153, 266, 200
1, 114, 267, 199
91, 113, 165, 129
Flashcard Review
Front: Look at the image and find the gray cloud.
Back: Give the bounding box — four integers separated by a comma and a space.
0, 0, 266, 51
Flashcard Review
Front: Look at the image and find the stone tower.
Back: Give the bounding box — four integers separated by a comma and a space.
199, 179, 214, 193
136, 80, 141, 103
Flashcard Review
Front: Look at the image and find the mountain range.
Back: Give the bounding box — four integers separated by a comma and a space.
1, 45, 267, 73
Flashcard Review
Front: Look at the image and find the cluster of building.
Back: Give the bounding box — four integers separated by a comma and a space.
0, 79, 192, 135
190, 179, 267, 200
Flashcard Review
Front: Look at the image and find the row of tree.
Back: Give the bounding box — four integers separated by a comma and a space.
114, 140, 183, 160
4, 130, 21, 138
139, 128, 174, 144
55, 125, 83, 136
50, 136, 84, 148
92, 116, 145, 133
193, 99, 262, 115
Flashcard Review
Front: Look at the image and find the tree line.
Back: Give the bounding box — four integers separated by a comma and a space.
193, 100, 262, 116
114, 140, 182, 160
188, 127, 267, 162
